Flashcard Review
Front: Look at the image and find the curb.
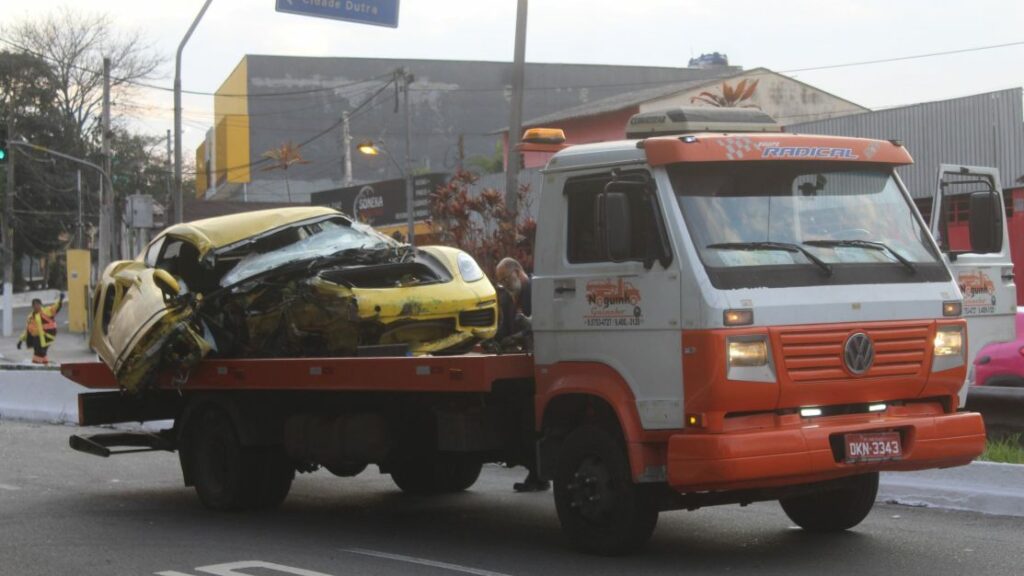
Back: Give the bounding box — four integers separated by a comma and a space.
879, 461, 1024, 517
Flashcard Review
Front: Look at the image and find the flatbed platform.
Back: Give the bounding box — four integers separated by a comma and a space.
61, 353, 535, 393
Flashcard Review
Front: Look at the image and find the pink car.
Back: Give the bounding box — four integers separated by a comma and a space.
973, 307, 1024, 387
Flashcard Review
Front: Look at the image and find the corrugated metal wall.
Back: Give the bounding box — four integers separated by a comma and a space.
788, 88, 1024, 198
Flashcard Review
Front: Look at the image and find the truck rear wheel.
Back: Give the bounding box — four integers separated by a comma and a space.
390, 454, 482, 495
779, 472, 878, 532
246, 446, 295, 509
553, 425, 658, 555
189, 408, 293, 511
191, 408, 249, 510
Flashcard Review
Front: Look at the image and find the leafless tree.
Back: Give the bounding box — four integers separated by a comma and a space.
2, 7, 164, 147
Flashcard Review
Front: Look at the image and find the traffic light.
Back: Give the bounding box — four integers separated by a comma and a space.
0, 127, 7, 163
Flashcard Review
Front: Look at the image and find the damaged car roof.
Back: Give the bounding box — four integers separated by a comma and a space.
156, 206, 341, 258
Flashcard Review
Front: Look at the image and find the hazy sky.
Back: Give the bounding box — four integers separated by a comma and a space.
4, 0, 1023, 154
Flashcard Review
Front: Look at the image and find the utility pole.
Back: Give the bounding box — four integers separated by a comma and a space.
401, 68, 415, 245
99, 57, 112, 273
342, 111, 353, 185
504, 0, 528, 217
457, 134, 465, 172
2, 112, 14, 337
76, 170, 83, 249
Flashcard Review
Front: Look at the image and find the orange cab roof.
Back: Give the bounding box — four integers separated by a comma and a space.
642, 133, 913, 167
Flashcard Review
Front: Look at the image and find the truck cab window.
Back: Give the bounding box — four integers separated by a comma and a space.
565, 173, 667, 265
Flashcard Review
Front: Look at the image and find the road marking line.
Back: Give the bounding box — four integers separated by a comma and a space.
342, 548, 513, 576
0, 484, 21, 491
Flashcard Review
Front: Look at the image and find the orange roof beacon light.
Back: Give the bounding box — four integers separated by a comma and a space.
518, 128, 569, 156
521, 127, 566, 145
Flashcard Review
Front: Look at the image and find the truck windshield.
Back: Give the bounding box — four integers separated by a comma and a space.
670, 162, 948, 289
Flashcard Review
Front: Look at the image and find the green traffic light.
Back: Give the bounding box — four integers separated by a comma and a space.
0, 149, 6, 161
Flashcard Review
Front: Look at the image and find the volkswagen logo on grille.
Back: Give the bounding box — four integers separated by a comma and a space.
844, 333, 874, 374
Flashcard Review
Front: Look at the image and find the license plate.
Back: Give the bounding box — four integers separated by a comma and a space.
844, 432, 902, 463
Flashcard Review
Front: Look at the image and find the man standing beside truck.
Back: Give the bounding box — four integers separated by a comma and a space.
494, 257, 547, 492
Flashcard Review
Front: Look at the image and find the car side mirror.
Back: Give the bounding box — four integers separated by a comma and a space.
599, 191, 632, 262
153, 269, 181, 300
968, 190, 1002, 254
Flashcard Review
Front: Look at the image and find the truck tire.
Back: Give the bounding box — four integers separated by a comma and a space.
779, 472, 878, 532
390, 455, 483, 495
553, 425, 658, 555
190, 409, 294, 511
245, 446, 294, 510
191, 408, 250, 511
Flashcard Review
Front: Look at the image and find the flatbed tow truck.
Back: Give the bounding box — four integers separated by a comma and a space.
62, 108, 996, 555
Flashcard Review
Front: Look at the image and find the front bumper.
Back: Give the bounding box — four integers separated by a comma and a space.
667, 410, 985, 492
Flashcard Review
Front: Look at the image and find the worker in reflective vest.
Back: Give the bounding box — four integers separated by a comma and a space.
17, 293, 64, 365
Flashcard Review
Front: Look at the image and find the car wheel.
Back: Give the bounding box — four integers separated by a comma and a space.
779, 472, 878, 532
553, 425, 658, 555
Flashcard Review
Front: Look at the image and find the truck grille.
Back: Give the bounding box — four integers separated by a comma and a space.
778, 323, 930, 382
459, 308, 496, 327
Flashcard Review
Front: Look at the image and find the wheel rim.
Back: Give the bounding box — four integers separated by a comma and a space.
566, 455, 614, 523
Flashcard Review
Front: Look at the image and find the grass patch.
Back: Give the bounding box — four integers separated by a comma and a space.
979, 434, 1024, 464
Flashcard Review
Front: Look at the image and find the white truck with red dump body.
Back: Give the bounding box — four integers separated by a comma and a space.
63, 107, 991, 555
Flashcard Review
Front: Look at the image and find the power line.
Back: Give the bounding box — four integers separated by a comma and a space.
8, 33, 1021, 100
779, 40, 1024, 74
183, 75, 395, 177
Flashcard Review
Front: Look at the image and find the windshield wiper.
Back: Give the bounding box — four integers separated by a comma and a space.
707, 241, 833, 276
803, 239, 917, 274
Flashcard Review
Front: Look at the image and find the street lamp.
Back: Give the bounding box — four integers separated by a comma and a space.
174, 0, 214, 225
357, 140, 415, 245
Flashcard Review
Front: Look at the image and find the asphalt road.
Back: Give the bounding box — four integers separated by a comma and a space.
1, 420, 1022, 576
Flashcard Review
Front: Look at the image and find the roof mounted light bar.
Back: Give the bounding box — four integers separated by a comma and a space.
625, 107, 781, 139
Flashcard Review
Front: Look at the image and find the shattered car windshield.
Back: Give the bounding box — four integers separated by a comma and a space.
220, 219, 396, 286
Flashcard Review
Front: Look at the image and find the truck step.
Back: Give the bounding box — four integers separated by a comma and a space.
68, 432, 175, 458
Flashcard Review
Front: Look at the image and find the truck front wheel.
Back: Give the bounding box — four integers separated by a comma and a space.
553, 425, 658, 555
779, 472, 878, 532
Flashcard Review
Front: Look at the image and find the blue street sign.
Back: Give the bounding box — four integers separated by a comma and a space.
275, 0, 400, 28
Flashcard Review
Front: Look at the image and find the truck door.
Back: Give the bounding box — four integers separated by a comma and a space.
930, 164, 1016, 402
532, 168, 684, 429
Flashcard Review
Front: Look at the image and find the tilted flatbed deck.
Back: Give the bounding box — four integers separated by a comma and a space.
61, 353, 535, 393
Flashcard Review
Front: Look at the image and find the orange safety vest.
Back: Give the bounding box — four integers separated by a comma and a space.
22, 301, 61, 347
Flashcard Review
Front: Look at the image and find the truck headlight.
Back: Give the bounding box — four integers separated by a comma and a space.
456, 252, 484, 283
933, 327, 963, 357
932, 325, 965, 372
727, 336, 776, 382
728, 339, 768, 367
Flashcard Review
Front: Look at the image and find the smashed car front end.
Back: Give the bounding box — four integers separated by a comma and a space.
92, 262, 211, 393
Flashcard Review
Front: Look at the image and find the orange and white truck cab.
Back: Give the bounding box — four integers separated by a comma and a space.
527, 108, 988, 549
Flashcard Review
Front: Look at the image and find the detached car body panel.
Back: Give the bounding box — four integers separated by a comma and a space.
91, 207, 498, 392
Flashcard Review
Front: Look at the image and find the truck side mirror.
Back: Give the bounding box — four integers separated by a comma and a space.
600, 191, 632, 262
968, 190, 1002, 254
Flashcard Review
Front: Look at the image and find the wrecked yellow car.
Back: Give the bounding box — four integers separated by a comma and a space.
90, 207, 498, 392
